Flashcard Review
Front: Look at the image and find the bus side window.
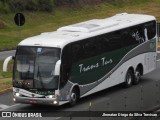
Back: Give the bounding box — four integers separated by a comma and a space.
106, 31, 122, 51
71, 42, 84, 63
121, 28, 130, 47
97, 34, 110, 53
121, 28, 137, 46
129, 26, 144, 44
144, 21, 156, 40
83, 40, 97, 58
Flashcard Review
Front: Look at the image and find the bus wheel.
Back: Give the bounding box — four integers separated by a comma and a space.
124, 69, 133, 88
69, 88, 78, 106
133, 68, 141, 85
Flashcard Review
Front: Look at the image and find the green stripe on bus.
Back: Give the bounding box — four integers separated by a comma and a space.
70, 44, 137, 85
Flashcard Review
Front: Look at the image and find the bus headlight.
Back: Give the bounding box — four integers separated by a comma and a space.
15, 93, 20, 97
53, 101, 58, 104
13, 98, 16, 102
48, 95, 54, 98
46, 95, 54, 98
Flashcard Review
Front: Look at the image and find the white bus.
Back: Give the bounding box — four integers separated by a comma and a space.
3, 13, 157, 106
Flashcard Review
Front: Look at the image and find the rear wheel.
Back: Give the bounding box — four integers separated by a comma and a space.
133, 68, 141, 85
124, 69, 134, 88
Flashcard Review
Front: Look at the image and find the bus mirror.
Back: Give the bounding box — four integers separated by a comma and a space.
54, 60, 61, 75
3, 56, 14, 72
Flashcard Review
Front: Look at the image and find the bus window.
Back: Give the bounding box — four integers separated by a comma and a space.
96, 34, 110, 53
83, 40, 97, 58
130, 25, 145, 44
144, 21, 156, 40
104, 31, 122, 51
72, 43, 83, 63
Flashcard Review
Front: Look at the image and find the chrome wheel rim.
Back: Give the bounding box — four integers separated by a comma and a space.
127, 74, 132, 85
135, 71, 141, 81
71, 92, 76, 102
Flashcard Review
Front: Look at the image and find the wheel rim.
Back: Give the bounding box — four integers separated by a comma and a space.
135, 71, 141, 81
71, 92, 76, 102
127, 74, 132, 85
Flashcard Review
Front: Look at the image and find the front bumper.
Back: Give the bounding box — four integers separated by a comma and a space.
14, 96, 61, 106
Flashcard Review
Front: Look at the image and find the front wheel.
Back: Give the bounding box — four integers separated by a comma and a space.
69, 88, 79, 106
124, 69, 134, 88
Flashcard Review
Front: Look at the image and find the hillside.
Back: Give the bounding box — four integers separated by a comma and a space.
0, 0, 160, 51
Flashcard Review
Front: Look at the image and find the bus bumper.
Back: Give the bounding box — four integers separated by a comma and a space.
13, 96, 68, 106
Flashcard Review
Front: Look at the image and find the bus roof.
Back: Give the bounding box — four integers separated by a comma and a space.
19, 13, 156, 48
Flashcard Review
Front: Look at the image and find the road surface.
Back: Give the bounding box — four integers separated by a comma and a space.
0, 50, 16, 60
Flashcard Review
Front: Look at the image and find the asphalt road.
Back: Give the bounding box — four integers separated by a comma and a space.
0, 52, 160, 120
0, 50, 16, 60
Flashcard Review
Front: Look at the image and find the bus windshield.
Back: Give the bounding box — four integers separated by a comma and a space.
13, 46, 61, 90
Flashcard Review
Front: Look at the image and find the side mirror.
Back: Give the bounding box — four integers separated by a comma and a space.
3, 56, 14, 72
54, 60, 61, 75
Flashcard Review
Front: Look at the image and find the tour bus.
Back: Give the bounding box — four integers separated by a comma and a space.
3, 13, 157, 106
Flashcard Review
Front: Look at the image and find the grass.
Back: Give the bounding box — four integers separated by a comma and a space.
0, 0, 160, 50
0, 78, 12, 93
0, 60, 13, 93
0, 60, 13, 79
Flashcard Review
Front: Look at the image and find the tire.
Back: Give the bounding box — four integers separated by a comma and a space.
133, 68, 141, 85
124, 69, 134, 88
69, 88, 78, 106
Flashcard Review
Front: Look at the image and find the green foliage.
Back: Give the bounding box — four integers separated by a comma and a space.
0, 0, 102, 13
54, 0, 79, 5
54, 0, 100, 7
38, 0, 55, 12
25, 0, 39, 11
0, 0, 154, 14
0, 1, 10, 13
0, 0, 159, 52
108, 0, 151, 8
2, 0, 55, 13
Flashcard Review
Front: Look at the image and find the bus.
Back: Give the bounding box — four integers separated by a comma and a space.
3, 13, 157, 106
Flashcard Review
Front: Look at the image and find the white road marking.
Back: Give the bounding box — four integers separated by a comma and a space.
157, 59, 160, 62
0, 104, 20, 111
0, 104, 9, 109
55, 117, 62, 120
